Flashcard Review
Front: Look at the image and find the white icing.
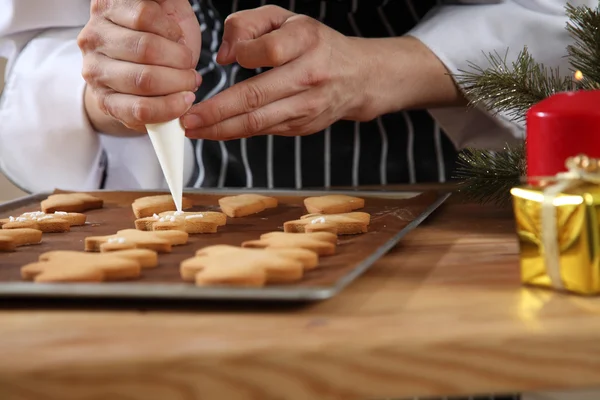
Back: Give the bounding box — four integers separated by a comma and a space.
23, 211, 45, 218
311, 217, 327, 224
159, 216, 177, 222
54, 211, 68, 215
15, 217, 27, 222
173, 211, 184, 216
8, 216, 15, 222
36, 216, 53, 221
108, 237, 126, 244
185, 214, 204, 220
152, 214, 160, 219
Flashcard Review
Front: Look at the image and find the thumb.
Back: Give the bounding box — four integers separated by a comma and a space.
217, 5, 295, 65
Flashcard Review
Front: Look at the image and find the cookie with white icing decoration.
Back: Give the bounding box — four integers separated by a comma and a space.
0, 211, 86, 233
85, 229, 188, 253
134, 211, 227, 234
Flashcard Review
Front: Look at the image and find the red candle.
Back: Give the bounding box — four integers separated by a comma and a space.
526, 89, 600, 178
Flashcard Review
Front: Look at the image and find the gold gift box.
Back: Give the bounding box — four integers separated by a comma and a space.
511, 182, 600, 295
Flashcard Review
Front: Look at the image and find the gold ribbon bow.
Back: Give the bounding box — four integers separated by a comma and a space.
541, 155, 600, 289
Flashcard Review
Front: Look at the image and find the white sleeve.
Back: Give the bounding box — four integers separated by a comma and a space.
0, 0, 106, 193
408, 0, 596, 150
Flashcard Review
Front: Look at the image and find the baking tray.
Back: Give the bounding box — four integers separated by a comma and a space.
0, 188, 449, 301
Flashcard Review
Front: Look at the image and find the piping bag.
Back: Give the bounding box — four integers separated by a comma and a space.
145, 119, 185, 212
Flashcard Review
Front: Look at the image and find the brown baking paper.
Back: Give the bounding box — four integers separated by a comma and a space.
0, 190, 443, 287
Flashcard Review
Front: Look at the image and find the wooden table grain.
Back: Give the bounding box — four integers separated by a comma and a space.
1, 194, 600, 400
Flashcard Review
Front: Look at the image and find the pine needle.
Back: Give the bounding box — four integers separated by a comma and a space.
454, 48, 574, 123
453, 144, 525, 207
566, 3, 600, 89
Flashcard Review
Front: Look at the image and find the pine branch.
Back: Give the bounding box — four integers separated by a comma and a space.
454, 48, 574, 123
566, 3, 600, 88
453, 144, 525, 207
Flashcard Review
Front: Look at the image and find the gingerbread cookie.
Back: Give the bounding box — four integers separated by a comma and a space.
195, 245, 319, 271
40, 249, 158, 269
218, 194, 278, 218
304, 194, 364, 214
181, 247, 304, 284
85, 229, 188, 253
22, 251, 149, 283
132, 195, 194, 218
0, 228, 43, 252
1, 211, 87, 233
135, 211, 227, 234
242, 231, 337, 256
285, 212, 370, 235
41, 193, 103, 213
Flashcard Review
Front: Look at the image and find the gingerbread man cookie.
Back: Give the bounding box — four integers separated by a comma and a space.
0, 228, 43, 252
132, 195, 194, 218
285, 212, 370, 235
21, 250, 156, 283
85, 229, 188, 253
1, 211, 86, 233
40, 249, 158, 269
242, 231, 337, 256
181, 246, 305, 285
135, 211, 227, 234
41, 193, 103, 213
218, 194, 278, 218
304, 195, 364, 214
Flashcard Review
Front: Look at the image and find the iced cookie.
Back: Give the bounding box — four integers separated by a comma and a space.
242, 231, 337, 256
41, 193, 103, 213
218, 194, 278, 218
135, 211, 227, 234
85, 229, 188, 253
285, 212, 371, 235
304, 195, 364, 214
0, 228, 43, 252
132, 195, 194, 218
1, 211, 86, 233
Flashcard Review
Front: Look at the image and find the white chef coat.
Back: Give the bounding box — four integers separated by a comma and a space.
0, 0, 591, 193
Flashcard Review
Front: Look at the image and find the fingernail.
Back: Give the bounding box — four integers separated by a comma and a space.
182, 114, 203, 129
217, 41, 230, 61
178, 36, 187, 45
196, 71, 202, 88
184, 92, 196, 106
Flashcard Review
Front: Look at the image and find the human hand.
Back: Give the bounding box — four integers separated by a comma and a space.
78, 0, 202, 134
182, 5, 380, 140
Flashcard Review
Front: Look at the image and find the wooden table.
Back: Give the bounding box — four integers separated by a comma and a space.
2, 194, 600, 400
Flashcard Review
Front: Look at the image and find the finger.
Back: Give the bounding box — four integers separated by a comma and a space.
217, 5, 295, 64
234, 17, 315, 69
101, 91, 197, 127
83, 54, 201, 96
97, 0, 183, 42
183, 65, 310, 129
185, 88, 326, 140
80, 23, 194, 69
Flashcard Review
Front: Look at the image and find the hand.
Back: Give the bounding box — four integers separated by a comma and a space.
182, 5, 379, 140
78, 0, 202, 134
